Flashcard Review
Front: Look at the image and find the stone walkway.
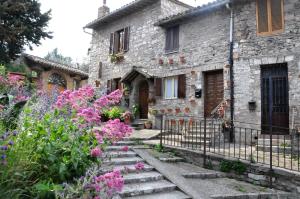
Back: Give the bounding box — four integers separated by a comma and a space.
105, 139, 296, 199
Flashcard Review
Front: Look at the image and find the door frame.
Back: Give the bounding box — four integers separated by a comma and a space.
138, 80, 149, 119
203, 69, 224, 118
261, 63, 289, 134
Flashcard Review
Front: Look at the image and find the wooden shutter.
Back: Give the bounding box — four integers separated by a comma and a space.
98, 62, 102, 79
256, 0, 269, 34
165, 28, 172, 53
178, 74, 186, 99
107, 80, 112, 94
154, 78, 162, 97
113, 32, 119, 54
173, 26, 179, 51
271, 0, 283, 32
109, 33, 114, 54
124, 27, 130, 52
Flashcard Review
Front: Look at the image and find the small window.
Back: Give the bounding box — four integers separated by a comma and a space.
98, 62, 102, 79
164, 76, 178, 99
165, 25, 179, 53
109, 27, 130, 54
256, 0, 284, 35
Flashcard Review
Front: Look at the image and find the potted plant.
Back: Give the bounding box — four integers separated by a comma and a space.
110, 53, 124, 63
158, 58, 164, 65
184, 107, 190, 114
123, 85, 130, 96
168, 58, 174, 65
179, 55, 186, 64
149, 108, 158, 116
132, 104, 139, 119
175, 107, 181, 114
144, 120, 152, 129
122, 111, 132, 124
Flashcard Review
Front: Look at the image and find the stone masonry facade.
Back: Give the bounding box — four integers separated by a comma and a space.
87, 0, 300, 131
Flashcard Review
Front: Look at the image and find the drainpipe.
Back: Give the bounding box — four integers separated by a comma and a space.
226, 2, 235, 142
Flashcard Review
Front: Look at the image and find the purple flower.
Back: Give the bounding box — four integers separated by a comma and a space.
1, 154, 6, 160
12, 131, 18, 136
1, 146, 8, 151
8, 141, 13, 146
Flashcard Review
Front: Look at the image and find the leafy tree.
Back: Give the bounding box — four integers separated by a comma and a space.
44, 48, 73, 65
0, 0, 52, 64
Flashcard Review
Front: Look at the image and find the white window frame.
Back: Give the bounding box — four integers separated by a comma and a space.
163, 76, 178, 99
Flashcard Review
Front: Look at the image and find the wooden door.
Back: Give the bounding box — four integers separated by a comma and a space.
47, 83, 65, 93
139, 81, 149, 119
204, 70, 224, 117
261, 64, 289, 134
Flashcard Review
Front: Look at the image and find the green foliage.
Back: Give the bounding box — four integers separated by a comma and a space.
44, 48, 73, 65
103, 106, 124, 120
154, 144, 164, 153
5, 63, 28, 74
132, 104, 139, 118
0, 0, 52, 63
0, 107, 99, 198
205, 159, 213, 170
219, 160, 247, 174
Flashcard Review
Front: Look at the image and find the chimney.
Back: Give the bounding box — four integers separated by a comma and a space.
98, 0, 110, 18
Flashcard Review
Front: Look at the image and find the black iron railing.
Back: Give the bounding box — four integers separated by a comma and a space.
160, 115, 300, 175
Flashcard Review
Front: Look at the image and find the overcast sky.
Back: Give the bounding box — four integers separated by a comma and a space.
26, 0, 213, 63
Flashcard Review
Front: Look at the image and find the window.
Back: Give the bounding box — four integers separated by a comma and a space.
164, 76, 178, 99
109, 27, 130, 54
107, 78, 122, 94
256, 0, 284, 35
98, 62, 102, 79
165, 25, 179, 53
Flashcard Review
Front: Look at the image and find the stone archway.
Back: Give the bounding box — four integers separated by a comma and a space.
138, 80, 149, 119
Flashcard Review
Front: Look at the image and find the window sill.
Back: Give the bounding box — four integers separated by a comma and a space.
163, 97, 178, 100
164, 50, 179, 55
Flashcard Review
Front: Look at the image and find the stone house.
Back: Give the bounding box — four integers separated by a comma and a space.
86, 0, 300, 133
22, 54, 88, 92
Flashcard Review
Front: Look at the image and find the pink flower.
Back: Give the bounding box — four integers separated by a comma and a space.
102, 119, 133, 143
134, 162, 145, 171
121, 146, 129, 152
91, 147, 102, 157
94, 197, 101, 199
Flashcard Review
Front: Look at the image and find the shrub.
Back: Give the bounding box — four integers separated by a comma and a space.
102, 106, 124, 120
220, 160, 233, 173
219, 160, 247, 174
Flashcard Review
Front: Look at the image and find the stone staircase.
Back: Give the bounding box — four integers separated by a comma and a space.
256, 135, 293, 154
105, 140, 191, 198
163, 120, 222, 147
131, 119, 148, 130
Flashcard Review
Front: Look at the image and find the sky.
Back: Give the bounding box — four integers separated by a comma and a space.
26, 0, 214, 63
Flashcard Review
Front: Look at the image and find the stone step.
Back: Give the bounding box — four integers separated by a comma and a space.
104, 157, 144, 165
257, 139, 291, 146
211, 192, 293, 199
182, 172, 225, 179
119, 180, 177, 197
124, 190, 191, 199
106, 151, 137, 158
114, 163, 154, 173
159, 157, 184, 163
106, 146, 133, 151
114, 141, 137, 146
256, 145, 294, 154
123, 171, 164, 184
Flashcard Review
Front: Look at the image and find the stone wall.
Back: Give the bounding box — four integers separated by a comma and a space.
233, 0, 300, 130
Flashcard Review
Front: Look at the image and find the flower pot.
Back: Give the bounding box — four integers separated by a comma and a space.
179, 56, 185, 64
158, 58, 164, 65
184, 107, 190, 114
168, 58, 174, 65
175, 108, 181, 114
144, 122, 152, 129
124, 116, 131, 124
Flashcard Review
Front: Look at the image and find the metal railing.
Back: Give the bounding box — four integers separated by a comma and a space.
160, 115, 300, 176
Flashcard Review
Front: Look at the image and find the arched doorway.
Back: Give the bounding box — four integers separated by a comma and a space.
48, 73, 67, 93
139, 81, 149, 119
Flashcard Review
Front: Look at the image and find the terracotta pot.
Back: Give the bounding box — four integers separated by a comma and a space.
124, 116, 131, 124
168, 58, 174, 65
160, 109, 165, 114
144, 122, 152, 129
184, 107, 190, 113
167, 109, 173, 113
179, 56, 185, 64
158, 58, 164, 65
175, 108, 181, 114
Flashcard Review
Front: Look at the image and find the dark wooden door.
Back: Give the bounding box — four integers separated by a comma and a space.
204, 70, 224, 117
261, 64, 289, 134
139, 81, 149, 119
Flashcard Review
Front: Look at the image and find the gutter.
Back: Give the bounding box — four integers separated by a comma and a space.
226, 2, 235, 142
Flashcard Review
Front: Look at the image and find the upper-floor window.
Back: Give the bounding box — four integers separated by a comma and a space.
109, 27, 130, 54
165, 25, 179, 53
256, 0, 284, 35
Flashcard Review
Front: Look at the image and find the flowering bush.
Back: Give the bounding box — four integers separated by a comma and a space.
0, 86, 132, 198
